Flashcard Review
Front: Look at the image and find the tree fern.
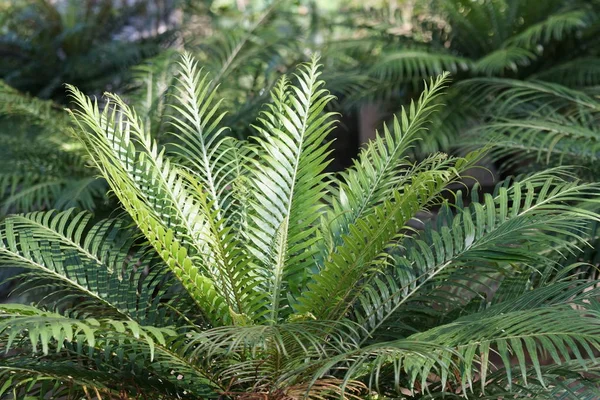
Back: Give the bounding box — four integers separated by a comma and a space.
0, 54, 599, 398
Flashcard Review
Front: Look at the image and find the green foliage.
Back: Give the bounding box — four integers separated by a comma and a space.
457, 78, 600, 175
330, 0, 600, 153
0, 81, 108, 214
0, 0, 170, 101
0, 53, 599, 399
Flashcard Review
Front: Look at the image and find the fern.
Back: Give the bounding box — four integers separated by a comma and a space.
0, 81, 107, 214
0, 0, 168, 101
0, 54, 599, 398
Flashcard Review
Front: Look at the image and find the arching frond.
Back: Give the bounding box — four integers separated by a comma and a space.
0, 304, 221, 399
0, 210, 194, 325
457, 78, 600, 113
412, 304, 600, 393
353, 175, 600, 341
531, 57, 600, 88
473, 47, 536, 76
455, 78, 600, 178
504, 10, 589, 49
368, 50, 471, 83
317, 74, 450, 249
469, 116, 600, 168
0, 81, 104, 213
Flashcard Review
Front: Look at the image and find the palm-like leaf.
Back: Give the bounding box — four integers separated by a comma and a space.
0, 82, 107, 214
0, 54, 599, 398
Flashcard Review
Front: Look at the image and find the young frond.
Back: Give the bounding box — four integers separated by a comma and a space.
247, 57, 337, 323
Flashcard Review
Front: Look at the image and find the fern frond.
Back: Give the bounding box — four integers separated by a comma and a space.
247, 57, 337, 323
66, 85, 239, 325
169, 52, 239, 217
456, 78, 600, 176
354, 176, 600, 341
296, 161, 473, 321
0, 210, 193, 325
318, 73, 451, 258
0, 304, 221, 398
473, 47, 536, 76
531, 57, 600, 88
470, 116, 600, 167
457, 78, 600, 113
0, 82, 104, 213
411, 305, 600, 392
368, 50, 471, 83
504, 10, 588, 49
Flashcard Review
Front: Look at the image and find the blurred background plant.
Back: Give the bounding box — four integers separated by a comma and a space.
0, 0, 178, 102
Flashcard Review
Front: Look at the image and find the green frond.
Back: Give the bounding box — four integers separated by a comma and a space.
66, 84, 238, 325
52, 177, 109, 211
0, 304, 220, 398
456, 78, 600, 176
190, 3, 284, 89
247, 57, 337, 324
368, 50, 471, 83
469, 116, 600, 168
531, 57, 600, 88
181, 320, 364, 393
296, 159, 474, 321
0, 80, 70, 131
295, 74, 484, 321
428, 361, 600, 399
319, 73, 451, 260
0, 82, 104, 213
127, 50, 181, 139
457, 78, 600, 113
473, 47, 536, 76
1, 176, 107, 214
169, 52, 239, 217
299, 339, 458, 396
0, 362, 116, 400
504, 10, 589, 49
417, 90, 477, 154
186, 3, 301, 135
411, 304, 600, 392
352, 175, 600, 340
0, 210, 193, 325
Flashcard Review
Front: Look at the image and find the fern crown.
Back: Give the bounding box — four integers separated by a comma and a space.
1, 53, 600, 398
